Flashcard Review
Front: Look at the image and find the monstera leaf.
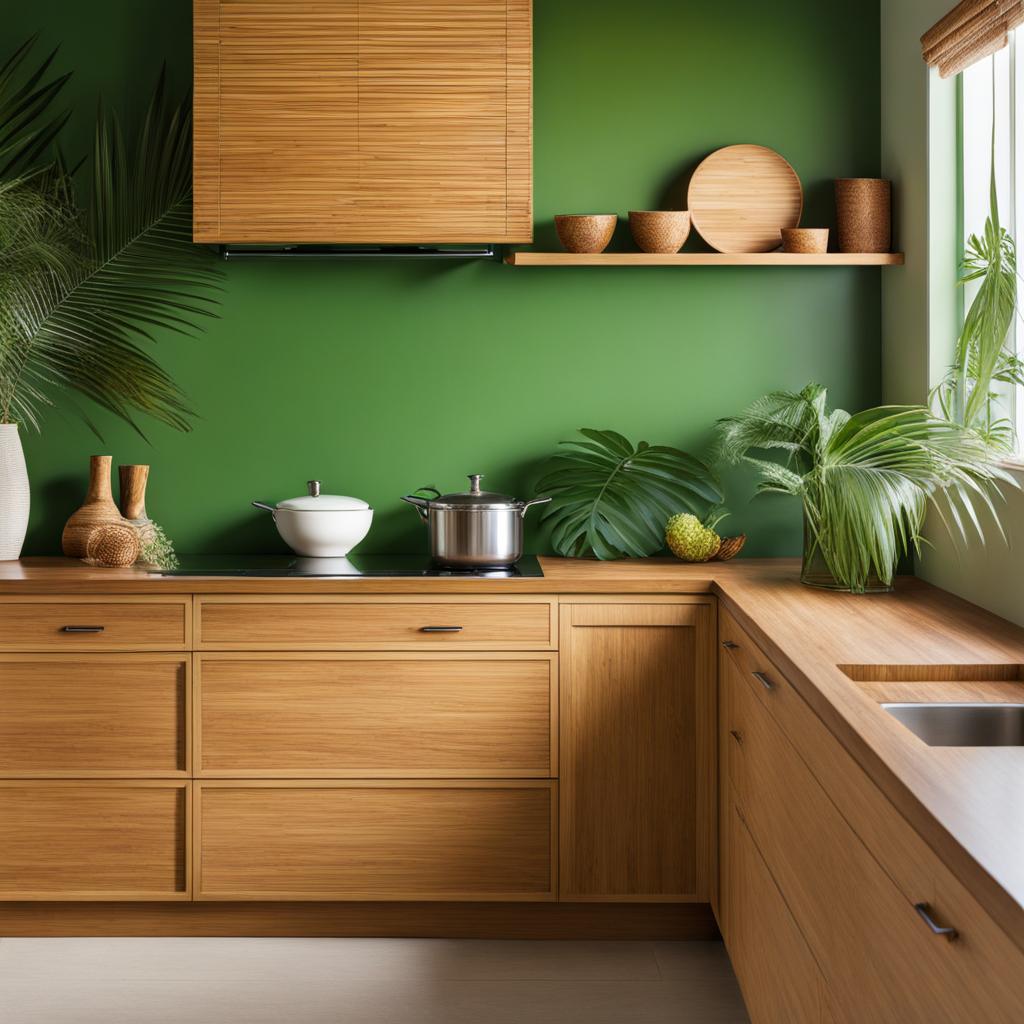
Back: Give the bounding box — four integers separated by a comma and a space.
535, 428, 722, 560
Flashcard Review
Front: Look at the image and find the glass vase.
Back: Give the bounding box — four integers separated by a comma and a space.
800, 511, 893, 594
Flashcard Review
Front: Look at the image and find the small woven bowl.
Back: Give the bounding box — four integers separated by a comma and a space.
555, 214, 618, 254
712, 535, 747, 561
629, 211, 691, 254
781, 228, 829, 254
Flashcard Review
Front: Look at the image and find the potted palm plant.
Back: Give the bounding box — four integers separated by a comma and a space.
0, 40, 220, 559
716, 384, 1013, 593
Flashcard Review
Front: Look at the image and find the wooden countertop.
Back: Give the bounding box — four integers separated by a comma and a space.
4, 556, 1024, 947
0, 555, 760, 594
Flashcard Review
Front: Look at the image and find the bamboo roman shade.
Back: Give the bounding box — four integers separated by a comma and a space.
922, 0, 1024, 77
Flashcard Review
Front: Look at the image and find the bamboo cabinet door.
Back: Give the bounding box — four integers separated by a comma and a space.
194, 0, 532, 243
558, 597, 715, 901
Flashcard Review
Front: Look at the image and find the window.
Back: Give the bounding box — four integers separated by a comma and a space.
960, 38, 1024, 456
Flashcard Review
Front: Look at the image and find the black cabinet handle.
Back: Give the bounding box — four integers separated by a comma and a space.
721, 640, 739, 650
61, 625, 105, 634
914, 903, 958, 940
752, 670, 774, 692
419, 626, 464, 633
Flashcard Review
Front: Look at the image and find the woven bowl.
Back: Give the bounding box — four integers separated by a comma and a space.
712, 535, 747, 561
555, 214, 618, 254
629, 211, 691, 254
781, 228, 829, 254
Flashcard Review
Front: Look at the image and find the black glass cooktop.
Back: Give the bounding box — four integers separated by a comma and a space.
155, 554, 544, 578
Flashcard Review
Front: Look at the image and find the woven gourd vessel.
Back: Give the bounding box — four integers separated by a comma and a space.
85, 523, 141, 568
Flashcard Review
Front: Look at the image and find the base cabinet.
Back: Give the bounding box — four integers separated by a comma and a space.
558, 598, 715, 901
719, 607, 1024, 1023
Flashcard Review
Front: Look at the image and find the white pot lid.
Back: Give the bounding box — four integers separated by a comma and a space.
278, 480, 369, 512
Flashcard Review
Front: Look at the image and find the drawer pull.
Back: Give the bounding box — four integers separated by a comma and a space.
914, 902, 958, 941
752, 670, 775, 692
61, 625, 105, 634
721, 640, 739, 650
419, 626, 464, 633
729, 729, 743, 745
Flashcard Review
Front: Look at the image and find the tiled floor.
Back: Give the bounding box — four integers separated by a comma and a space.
0, 937, 749, 1023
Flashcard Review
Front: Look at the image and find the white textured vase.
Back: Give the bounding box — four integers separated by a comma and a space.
0, 424, 30, 561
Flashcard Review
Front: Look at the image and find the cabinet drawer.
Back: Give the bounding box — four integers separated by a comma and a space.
727, 796, 826, 1024
195, 596, 557, 650
0, 597, 190, 651
195, 781, 556, 901
0, 781, 189, 900
0, 655, 187, 776
196, 653, 556, 776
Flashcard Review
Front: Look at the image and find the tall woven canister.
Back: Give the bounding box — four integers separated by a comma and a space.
834, 178, 891, 253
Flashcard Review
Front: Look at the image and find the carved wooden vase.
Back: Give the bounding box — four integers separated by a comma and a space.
61, 455, 125, 557
119, 464, 157, 549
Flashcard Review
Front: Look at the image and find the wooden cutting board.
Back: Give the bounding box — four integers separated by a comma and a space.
687, 144, 803, 253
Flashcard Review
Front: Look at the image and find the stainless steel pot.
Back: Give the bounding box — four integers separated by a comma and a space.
401, 474, 551, 566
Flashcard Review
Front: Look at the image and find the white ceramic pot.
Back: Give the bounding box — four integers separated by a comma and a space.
253, 480, 372, 558
0, 424, 30, 561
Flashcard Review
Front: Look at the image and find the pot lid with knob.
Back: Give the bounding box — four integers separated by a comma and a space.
257, 480, 371, 512
407, 474, 551, 512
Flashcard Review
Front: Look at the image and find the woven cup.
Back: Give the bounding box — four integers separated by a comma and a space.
781, 228, 829, 254
834, 179, 891, 253
628, 211, 691, 254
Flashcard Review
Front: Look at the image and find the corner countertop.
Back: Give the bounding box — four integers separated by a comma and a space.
3, 556, 1024, 949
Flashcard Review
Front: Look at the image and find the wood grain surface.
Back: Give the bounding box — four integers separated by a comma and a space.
195, 780, 555, 901
688, 144, 803, 253
3, 556, 1024, 955
505, 251, 904, 266
0, 781, 189, 900
195, 594, 557, 649
558, 598, 714, 902
193, 0, 532, 243
725, 795, 826, 1023
0, 595, 190, 650
0, 655, 187, 776
195, 652, 555, 776
720, 614, 1024, 1021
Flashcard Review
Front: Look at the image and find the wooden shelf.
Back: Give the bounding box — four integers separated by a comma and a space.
503, 251, 904, 267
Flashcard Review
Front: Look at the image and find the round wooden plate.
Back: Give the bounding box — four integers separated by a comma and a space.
687, 144, 803, 253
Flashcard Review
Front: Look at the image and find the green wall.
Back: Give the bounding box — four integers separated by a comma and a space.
11, 0, 881, 558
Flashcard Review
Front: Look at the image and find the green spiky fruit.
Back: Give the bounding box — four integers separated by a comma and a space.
665, 513, 722, 562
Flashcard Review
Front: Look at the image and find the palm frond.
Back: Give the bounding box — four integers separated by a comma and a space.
0, 37, 71, 178
535, 428, 722, 559
932, 118, 1019, 451
3, 66, 221, 435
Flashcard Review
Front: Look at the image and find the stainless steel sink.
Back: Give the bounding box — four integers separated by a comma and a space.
882, 703, 1024, 746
